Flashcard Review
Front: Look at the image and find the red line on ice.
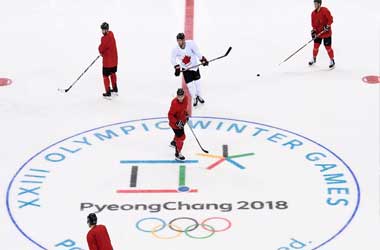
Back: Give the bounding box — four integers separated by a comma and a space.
182, 0, 195, 115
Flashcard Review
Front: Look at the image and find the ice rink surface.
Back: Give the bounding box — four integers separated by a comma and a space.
1, 0, 379, 249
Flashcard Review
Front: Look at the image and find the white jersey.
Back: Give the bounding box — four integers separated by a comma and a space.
171, 40, 203, 71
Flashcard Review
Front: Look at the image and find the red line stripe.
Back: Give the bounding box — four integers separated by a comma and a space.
182, 0, 195, 115
184, 0, 194, 39
207, 158, 226, 170
116, 189, 198, 193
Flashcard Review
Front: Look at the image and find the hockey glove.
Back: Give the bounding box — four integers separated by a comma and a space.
200, 56, 209, 66
323, 25, 330, 32
311, 30, 317, 39
176, 120, 185, 129
174, 65, 181, 77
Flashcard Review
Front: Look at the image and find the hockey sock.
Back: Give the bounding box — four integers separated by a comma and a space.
194, 79, 202, 97
174, 133, 186, 152
325, 45, 334, 60
110, 73, 117, 90
103, 76, 111, 93
187, 81, 196, 99
313, 42, 321, 58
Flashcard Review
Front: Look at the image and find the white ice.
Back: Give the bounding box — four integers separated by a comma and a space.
0, 0, 379, 249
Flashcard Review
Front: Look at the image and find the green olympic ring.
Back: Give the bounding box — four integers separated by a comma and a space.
184, 224, 215, 239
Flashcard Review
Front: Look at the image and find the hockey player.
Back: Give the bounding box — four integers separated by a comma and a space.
86, 213, 114, 250
309, 0, 335, 69
98, 22, 118, 98
171, 33, 209, 107
168, 88, 189, 161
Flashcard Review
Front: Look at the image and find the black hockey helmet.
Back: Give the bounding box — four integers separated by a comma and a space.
87, 213, 97, 226
177, 88, 185, 96
176, 33, 185, 40
101, 22, 109, 30
314, 0, 321, 4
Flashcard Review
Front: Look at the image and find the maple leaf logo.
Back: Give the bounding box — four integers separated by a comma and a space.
182, 55, 191, 65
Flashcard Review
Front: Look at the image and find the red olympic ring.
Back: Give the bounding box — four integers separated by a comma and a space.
201, 217, 232, 232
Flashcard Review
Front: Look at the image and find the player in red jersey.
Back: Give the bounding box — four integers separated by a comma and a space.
99, 22, 118, 97
168, 88, 189, 161
309, 0, 335, 69
86, 213, 114, 250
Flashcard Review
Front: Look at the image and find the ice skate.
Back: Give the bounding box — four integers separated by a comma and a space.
175, 152, 185, 161
329, 59, 335, 69
196, 96, 205, 104
308, 57, 316, 66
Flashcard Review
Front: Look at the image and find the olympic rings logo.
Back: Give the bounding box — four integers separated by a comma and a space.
136, 217, 232, 239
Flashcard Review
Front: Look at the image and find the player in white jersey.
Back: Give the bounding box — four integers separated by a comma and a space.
171, 33, 209, 107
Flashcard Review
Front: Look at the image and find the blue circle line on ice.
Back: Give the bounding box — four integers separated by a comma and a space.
5, 116, 361, 250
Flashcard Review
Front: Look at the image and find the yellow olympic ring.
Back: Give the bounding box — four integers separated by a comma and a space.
151, 224, 182, 239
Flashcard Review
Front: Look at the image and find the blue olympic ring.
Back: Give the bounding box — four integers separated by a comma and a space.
136, 217, 166, 232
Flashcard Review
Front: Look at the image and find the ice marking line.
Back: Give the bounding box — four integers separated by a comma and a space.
223, 145, 228, 157
18, 187, 40, 196
29, 169, 50, 173
120, 160, 198, 164
179, 165, 186, 186
20, 180, 43, 184
24, 175, 46, 178
116, 189, 198, 193
6, 116, 361, 250
182, 0, 195, 115
18, 199, 40, 208
228, 153, 255, 159
225, 158, 246, 169
196, 153, 224, 159
130, 166, 138, 187
0, 77, 12, 86
206, 158, 225, 170
198, 145, 253, 170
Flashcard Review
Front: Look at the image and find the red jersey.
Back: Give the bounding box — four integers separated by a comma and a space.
168, 96, 189, 129
98, 31, 118, 67
87, 225, 113, 250
311, 7, 333, 38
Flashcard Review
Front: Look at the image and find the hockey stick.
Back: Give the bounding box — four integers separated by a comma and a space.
58, 55, 100, 93
278, 30, 325, 66
181, 46, 232, 72
187, 121, 209, 154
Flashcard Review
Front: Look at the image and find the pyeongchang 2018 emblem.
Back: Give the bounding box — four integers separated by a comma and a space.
6, 117, 360, 250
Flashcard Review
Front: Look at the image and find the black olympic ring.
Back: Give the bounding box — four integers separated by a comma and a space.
168, 217, 199, 232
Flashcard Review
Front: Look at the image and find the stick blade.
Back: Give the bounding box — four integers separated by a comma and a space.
57, 88, 70, 93
225, 47, 232, 57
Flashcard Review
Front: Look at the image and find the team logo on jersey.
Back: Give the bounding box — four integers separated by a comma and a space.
182, 55, 191, 65
6, 116, 360, 250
